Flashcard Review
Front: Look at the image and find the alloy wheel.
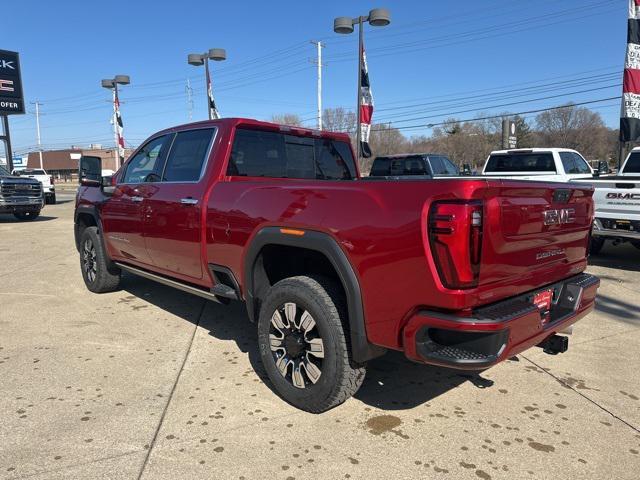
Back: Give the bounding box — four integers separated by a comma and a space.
269, 302, 325, 389
82, 238, 97, 283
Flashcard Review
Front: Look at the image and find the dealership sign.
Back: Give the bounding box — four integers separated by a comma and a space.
0, 49, 25, 115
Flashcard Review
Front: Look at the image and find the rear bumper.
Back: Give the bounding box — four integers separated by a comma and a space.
402, 273, 599, 370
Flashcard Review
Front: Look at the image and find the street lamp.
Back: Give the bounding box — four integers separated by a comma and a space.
334, 8, 391, 162
101, 75, 130, 171
188, 48, 226, 120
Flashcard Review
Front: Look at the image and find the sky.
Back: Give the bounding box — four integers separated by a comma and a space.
1, 0, 626, 156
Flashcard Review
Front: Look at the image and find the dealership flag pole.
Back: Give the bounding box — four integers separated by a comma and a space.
113, 87, 125, 169
359, 42, 374, 159
619, 0, 640, 167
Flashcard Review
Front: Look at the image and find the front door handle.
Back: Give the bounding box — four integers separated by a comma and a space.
130, 196, 144, 203
180, 198, 199, 205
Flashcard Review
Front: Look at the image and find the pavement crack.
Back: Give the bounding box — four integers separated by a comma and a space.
136, 300, 207, 480
521, 354, 640, 434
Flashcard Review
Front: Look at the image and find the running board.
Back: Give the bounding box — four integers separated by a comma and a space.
115, 262, 221, 303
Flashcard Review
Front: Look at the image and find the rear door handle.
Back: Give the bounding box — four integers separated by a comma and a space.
180, 198, 199, 205
130, 196, 144, 203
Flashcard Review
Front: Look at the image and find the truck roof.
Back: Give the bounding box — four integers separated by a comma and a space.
489, 148, 580, 155
374, 152, 449, 158
152, 117, 352, 143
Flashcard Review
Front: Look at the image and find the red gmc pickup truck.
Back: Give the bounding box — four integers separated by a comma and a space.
75, 118, 599, 412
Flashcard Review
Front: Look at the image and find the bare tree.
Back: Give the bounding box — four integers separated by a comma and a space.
322, 107, 356, 134
270, 113, 303, 126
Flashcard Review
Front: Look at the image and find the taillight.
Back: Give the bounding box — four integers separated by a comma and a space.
428, 200, 483, 289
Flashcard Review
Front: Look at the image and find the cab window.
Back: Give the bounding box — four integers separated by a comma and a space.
122, 135, 170, 184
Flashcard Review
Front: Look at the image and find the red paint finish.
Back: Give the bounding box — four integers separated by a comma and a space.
77, 117, 599, 367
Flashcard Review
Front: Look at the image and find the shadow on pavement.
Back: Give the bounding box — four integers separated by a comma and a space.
0, 214, 58, 223
121, 273, 493, 411
589, 242, 640, 273
595, 293, 640, 324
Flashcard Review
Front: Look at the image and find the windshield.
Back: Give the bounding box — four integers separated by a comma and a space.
624, 152, 640, 173
485, 153, 556, 173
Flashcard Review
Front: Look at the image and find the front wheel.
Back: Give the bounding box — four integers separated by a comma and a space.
257, 275, 366, 413
13, 210, 40, 221
79, 226, 121, 293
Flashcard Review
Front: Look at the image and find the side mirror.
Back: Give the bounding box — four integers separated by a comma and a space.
597, 161, 608, 174
79, 155, 102, 186
462, 163, 472, 176
102, 175, 115, 195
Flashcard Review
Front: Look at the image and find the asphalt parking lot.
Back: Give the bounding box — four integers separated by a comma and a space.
1, 197, 639, 480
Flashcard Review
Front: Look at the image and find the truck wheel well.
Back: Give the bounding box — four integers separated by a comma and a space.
251, 244, 346, 320
75, 213, 98, 251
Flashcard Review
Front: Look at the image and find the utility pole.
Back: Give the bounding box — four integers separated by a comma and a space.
310, 40, 325, 130
32, 101, 43, 169
186, 78, 194, 121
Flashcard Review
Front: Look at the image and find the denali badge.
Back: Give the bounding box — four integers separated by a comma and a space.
536, 249, 565, 260
543, 208, 575, 226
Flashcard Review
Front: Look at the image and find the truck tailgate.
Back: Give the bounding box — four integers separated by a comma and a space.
479, 180, 594, 290
589, 178, 640, 220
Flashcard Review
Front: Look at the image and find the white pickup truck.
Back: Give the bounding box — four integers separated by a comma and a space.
12, 168, 56, 204
481, 148, 594, 182
579, 147, 640, 254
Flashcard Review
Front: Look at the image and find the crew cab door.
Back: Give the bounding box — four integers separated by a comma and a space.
143, 127, 216, 280
101, 135, 171, 265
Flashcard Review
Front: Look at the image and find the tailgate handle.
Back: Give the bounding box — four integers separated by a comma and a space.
553, 189, 572, 203
615, 183, 635, 189
181, 197, 198, 205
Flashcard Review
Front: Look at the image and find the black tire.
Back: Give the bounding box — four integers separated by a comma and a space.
48, 193, 56, 205
79, 226, 121, 293
13, 210, 40, 221
590, 237, 605, 255
632, 241, 640, 251
257, 275, 366, 413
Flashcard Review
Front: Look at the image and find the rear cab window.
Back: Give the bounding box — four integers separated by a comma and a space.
484, 152, 556, 173
227, 128, 356, 180
370, 155, 429, 176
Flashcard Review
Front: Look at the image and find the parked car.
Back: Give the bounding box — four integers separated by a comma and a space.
0, 164, 45, 220
577, 147, 640, 254
74, 118, 599, 412
481, 148, 594, 182
369, 153, 459, 177
13, 168, 56, 204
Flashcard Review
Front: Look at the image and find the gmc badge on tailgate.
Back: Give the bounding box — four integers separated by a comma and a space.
543, 208, 575, 226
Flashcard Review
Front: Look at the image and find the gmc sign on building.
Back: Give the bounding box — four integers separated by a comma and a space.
0, 49, 25, 115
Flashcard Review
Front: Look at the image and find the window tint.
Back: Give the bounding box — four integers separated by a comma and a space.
122, 135, 169, 184
369, 157, 391, 176
485, 153, 556, 173
163, 128, 214, 182
315, 139, 355, 179
560, 152, 576, 174
624, 152, 640, 173
571, 153, 591, 174
227, 128, 356, 180
429, 156, 458, 175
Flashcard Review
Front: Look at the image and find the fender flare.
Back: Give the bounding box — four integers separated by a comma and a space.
74, 205, 102, 252
243, 227, 386, 363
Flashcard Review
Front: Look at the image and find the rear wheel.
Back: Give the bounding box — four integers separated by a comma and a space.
590, 237, 604, 255
13, 210, 40, 221
257, 275, 366, 413
80, 226, 121, 293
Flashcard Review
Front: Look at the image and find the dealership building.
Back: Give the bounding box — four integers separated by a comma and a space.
25, 146, 133, 180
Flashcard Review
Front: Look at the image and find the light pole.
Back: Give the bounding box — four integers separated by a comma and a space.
334, 8, 390, 162
188, 48, 226, 120
101, 75, 130, 171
